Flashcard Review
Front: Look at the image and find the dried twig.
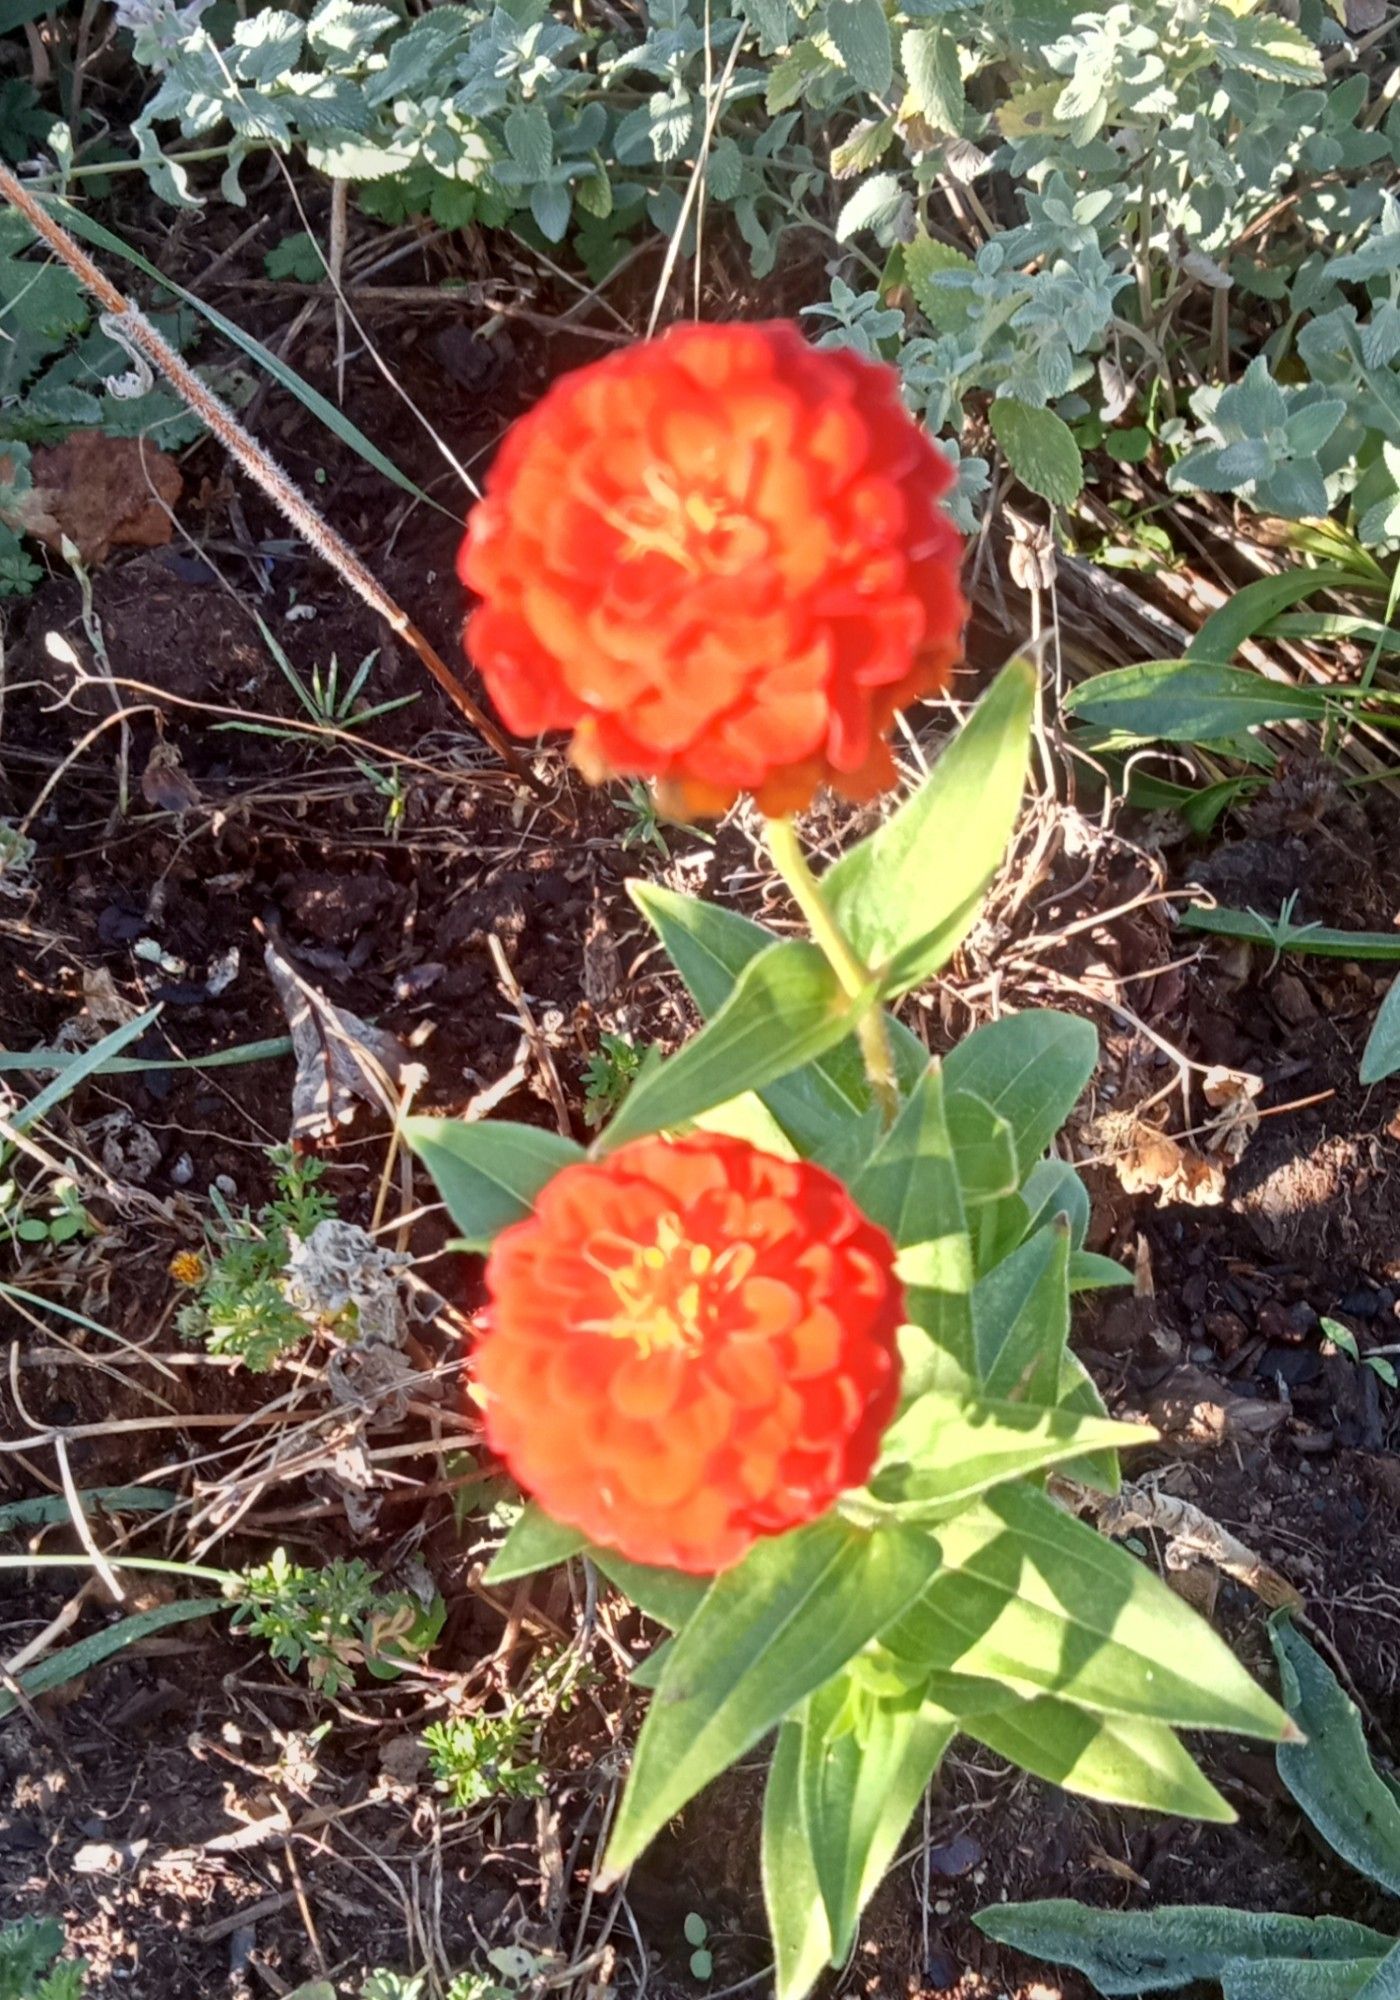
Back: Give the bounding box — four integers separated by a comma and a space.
0, 164, 538, 790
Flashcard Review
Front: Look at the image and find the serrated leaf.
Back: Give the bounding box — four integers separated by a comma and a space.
830, 115, 896, 178
990, 398, 1084, 507
232, 9, 305, 82
903, 231, 975, 328
705, 135, 744, 199
824, 0, 892, 93
603, 1518, 942, 1877
530, 180, 571, 242
901, 25, 962, 131
822, 658, 1035, 998
505, 102, 553, 178
402, 1117, 583, 1252
766, 37, 830, 111
836, 171, 907, 244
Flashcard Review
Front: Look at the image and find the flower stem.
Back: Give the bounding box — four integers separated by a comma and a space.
766, 817, 899, 1128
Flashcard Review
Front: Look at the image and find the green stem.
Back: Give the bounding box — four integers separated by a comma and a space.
765, 817, 899, 1129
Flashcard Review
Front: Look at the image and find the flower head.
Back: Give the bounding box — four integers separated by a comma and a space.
477, 1133, 903, 1573
459, 321, 966, 817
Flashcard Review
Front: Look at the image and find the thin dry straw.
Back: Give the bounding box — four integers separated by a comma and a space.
0, 163, 538, 790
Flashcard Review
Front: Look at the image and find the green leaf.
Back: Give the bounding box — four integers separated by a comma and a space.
943, 1012, 1097, 1173
823, 658, 1036, 998
872, 1392, 1144, 1517
0, 1598, 217, 1720
798, 1676, 953, 1961
945, 1088, 1019, 1205
484, 1504, 586, 1584
763, 1720, 833, 2000
766, 37, 830, 112
901, 25, 963, 130
1063, 661, 1330, 742
824, 0, 893, 93
1070, 1250, 1135, 1291
629, 883, 927, 1150
1181, 906, 1400, 963
597, 940, 863, 1149
975, 1903, 1394, 1997
592, 1552, 707, 1630
10, 1006, 159, 1136
904, 232, 976, 330
1362, 976, 1400, 1085
0, 1486, 182, 1534
852, 1061, 974, 1391
402, 1118, 583, 1253
1224, 1960, 1395, 2000
836, 172, 907, 244
990, 399, 1084, 507
603, 1517, 942, 1876
884, 1484, 1289, 1738
972, 1223, 1070, 1402
1022, 1157, 1091, 1247
962, 1698, 1233, 1820
1272, 1617, 1400, 1895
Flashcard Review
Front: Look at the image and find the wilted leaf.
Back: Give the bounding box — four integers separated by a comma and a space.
264, 936, 414, 1141
1, 433, 182, 563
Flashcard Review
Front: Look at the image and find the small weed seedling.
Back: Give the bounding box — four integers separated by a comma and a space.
422, 1710, 545, 1810
1321, 1317, 1399, 1391
230, 1549, 444, 1696
684, 1913, 714, 1982
0, 1917, 86, 2000
1, 1167, 90, 1252
176, 1145, 337, 1371
582, 1033, 652, 1129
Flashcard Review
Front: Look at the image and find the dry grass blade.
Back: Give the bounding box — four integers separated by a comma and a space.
0, 162, 538, 791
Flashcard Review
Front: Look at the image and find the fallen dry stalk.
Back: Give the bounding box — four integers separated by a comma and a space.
0, 164, 537, 790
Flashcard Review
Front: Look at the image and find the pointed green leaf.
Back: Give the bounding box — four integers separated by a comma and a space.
628, 882, 926, 1157
798, 1677, 953, 1961
597, 940, 864, 1148
821, 659, 1036, 999
945, 1088, 1020, 1204
942, 1011, 1098, 1169
871, 1392, 1145, 1517
1070, 1250, 1135, 1291
961, 1699, 1233, 1821
592, 1553, 706, 1630
403, 1118, 582, 1252
0, 1597, 218, 1719
1363, 975, 1400, 1085
884, 1484, 1288, 1738
603, 1518, 942, 1876
485, 1504, 587, 1584
1055, 1350, 1124, 1494
853, 1061, 974, 1391
1022, 1157, 1091, 1246
1187, 564, 1366, 663
1063, 660, 1330, 741
975, 1903, 1393, 1997
1272, 1618, 1400, 1894
763, 1720, 833, 2000
972, 1223, 1070, 1402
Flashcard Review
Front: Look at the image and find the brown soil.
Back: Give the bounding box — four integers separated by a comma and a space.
4, 198, 1400, 2000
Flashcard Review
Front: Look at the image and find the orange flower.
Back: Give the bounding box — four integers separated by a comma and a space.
458, 321, 966, 816
477, 1133, 903, 1573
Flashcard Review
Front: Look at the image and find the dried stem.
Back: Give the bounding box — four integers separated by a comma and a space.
0, 163, 538, 790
